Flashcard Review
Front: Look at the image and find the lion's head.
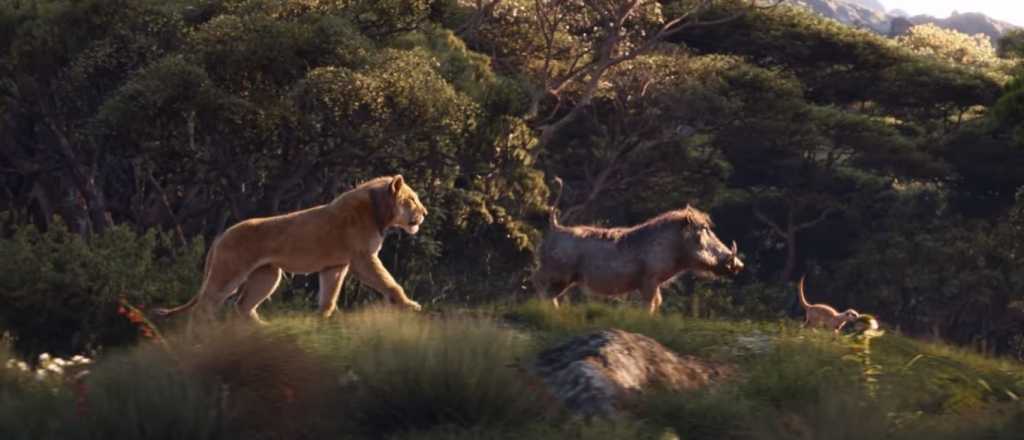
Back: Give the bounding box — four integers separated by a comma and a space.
386, 175, 427, 235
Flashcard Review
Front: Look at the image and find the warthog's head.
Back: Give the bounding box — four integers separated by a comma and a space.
689, 224, 744, 277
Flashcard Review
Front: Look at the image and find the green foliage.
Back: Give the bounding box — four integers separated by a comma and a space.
994, 73, 1024, 143
294, 308, 548, 434
0, 220, 204, 357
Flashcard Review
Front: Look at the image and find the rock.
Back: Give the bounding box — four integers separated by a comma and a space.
889, 16, 914, 36
532, 329, 732, 417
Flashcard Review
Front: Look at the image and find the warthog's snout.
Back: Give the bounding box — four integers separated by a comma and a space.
722, 241, 744, 275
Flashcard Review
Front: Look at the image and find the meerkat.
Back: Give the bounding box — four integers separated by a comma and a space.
797, 276, 859, 333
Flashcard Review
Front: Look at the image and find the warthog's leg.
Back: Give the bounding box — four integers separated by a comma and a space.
549, 282, 572, 308
640, 282, 663, 315
234, 265, 282, 324
317, 265, 350, 319
351, 253, 421, 311
534, 275, 573, 309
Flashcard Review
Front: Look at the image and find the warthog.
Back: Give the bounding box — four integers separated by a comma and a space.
532, 178, 744, 314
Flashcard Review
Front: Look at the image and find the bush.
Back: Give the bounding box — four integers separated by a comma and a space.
298, 307, 551, 435
0, 342, 77, 440
67, 346, 224, 440
0, 220, 204, 358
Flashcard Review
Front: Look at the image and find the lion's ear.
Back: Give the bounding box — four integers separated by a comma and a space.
390, 175, 405, 194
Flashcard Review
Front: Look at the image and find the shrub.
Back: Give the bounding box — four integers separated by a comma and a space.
67, 346, 224, 440
0, 343, 77, 440
0, 220, 204, 357
305, 307, 551, 435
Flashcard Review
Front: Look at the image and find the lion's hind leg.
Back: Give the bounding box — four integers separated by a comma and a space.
188, 254, 255, 336
234, 265, 283, 324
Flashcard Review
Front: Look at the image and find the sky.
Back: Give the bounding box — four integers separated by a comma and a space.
883, 1, 1024, 27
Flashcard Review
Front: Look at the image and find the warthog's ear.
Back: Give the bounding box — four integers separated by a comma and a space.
391, 175, 405, 194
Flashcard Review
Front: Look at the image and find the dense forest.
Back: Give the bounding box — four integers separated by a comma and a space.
1, 0, 1023, 360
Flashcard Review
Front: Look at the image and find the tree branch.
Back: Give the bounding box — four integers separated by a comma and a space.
794, 206, 838, 231
752, 202, 787, 238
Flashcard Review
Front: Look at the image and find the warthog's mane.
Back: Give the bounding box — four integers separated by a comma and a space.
563, 206, 713, 241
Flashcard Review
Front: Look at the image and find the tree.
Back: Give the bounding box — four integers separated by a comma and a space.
711, 63, 925, 282
1, 0, 550, 302
895, 23, 1005, 72
0, 0, 185, 234
676, 3, 1003, 133
450, 0, 780, 146
540, 53, 734, 224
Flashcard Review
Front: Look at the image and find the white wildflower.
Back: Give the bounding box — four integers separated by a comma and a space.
35, 369, 47, 381
71, 355, 92, 365
38, 353, 51, 363
45, 363, 64, 375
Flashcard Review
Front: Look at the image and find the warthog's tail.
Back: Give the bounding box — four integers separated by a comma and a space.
549, 176, 565, 228
797, 275, 812, 309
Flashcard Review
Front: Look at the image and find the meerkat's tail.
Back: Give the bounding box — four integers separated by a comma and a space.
797, 275, 812, 309
548, 176, 564, 228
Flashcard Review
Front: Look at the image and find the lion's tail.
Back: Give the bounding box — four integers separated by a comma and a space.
548, 176, 564, 228
797, 275, 812, 309
152, 295, 198, 317
153, 235, 219, 318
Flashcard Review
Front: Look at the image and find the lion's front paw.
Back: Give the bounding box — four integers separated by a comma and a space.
405, 300, 422, 311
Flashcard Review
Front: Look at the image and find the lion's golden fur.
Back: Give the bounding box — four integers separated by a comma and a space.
154, 175, 427, 324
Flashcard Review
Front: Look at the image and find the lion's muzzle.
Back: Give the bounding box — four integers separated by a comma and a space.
402, 213, 426, 235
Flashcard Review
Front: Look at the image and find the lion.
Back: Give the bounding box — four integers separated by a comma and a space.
153, 175, 427, 325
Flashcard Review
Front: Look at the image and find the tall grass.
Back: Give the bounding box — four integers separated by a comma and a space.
5, 303, 1024, 439
505, 299, 782, 358
65, 346, 225, 440
280, 307, 553, 435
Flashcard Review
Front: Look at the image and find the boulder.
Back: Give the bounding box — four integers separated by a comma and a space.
532, 329, 732, 417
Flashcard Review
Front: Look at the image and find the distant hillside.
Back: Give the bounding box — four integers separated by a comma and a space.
843, 0, 884, 14
905, 11, 1019, 43
785, 0, 890, 33
781, 0, 1020, 42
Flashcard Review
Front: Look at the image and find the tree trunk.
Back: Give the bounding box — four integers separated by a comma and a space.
781, 228, 797, 282
44, 123, 113, 234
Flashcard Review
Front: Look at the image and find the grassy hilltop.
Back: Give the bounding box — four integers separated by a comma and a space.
3, 302, 1023, 439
